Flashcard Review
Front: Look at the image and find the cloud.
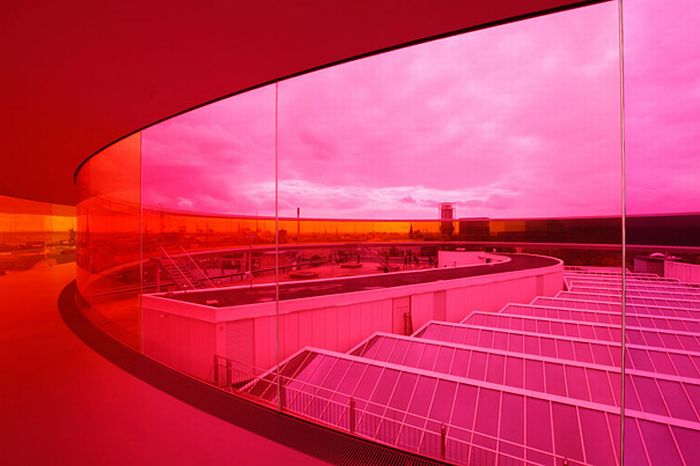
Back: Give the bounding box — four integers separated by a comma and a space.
239, 179, 521, 219
176, 197, 194, 210
623, 0, 700, 215
140, 2, 699, 219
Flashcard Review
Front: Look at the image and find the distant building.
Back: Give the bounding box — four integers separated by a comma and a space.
457, 217, 490, 241
439, 202, 456, 238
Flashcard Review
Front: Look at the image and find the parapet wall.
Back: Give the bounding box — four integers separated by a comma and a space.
665, 260, 700, 283
142, 254, 563, 380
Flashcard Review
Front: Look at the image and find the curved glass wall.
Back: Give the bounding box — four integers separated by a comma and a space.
0, 195, 76, 273
622, 1, 700, 464
74, 1, 700, 464
76, 133, 142, 347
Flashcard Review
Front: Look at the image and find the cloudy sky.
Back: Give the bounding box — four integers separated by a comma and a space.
142, 1, 699, 220
623, 0, 700, 215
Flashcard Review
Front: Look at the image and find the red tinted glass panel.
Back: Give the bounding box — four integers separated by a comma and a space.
580, 408, 615, 466
525, 398, 552, 453
551, 403, 583, 461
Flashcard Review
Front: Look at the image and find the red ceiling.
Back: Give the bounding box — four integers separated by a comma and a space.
1, 0, 600, 206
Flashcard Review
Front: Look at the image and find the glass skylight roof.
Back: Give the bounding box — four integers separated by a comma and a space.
532, 297, 700, 321
567, 286, 700, 301
239, 269, 700, 465
558, 291, 700, 310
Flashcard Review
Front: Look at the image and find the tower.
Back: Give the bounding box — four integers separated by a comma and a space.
439, 202, 455, 238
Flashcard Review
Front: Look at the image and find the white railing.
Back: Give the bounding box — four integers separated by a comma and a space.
214, 355, 588, 466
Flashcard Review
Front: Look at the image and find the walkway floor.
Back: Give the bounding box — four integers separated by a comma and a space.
0, 264, 327, 466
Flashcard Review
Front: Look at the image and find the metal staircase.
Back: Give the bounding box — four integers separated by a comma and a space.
159, 246, 214, 290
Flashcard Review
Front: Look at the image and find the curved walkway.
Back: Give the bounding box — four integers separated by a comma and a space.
0, 264, 326, 465
1, 263, 442, 465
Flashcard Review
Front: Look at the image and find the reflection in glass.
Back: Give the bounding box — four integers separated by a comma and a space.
0, 195, 76, 274
623, 0, 700, 463
76, 133, 142, 348
74, 1, 700, 463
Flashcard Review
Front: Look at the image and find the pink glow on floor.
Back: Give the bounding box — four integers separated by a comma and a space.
0, 265, 327, 466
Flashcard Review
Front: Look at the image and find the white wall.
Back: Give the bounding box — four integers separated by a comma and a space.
142, 255, 563, 381
665, 261, 700, 283
142, 309, 217, 380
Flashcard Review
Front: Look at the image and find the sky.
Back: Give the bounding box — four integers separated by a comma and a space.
141, 1, 699, 220
623, 0, 700, 215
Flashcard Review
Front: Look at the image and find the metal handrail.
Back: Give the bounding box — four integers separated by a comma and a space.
159, 246, 195, 289
242, 372, 586, 466
215, 352, 586, 466
177, 245, 214, 287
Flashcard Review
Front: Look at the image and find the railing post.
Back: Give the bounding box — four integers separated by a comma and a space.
279, 379, 286, 410
155, 265, 161, 292
349, 397, 356, 433
440, 423, 446, 461
403, 311, 413, 335
213, 355, 219, 386
225, 358, 232, 387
